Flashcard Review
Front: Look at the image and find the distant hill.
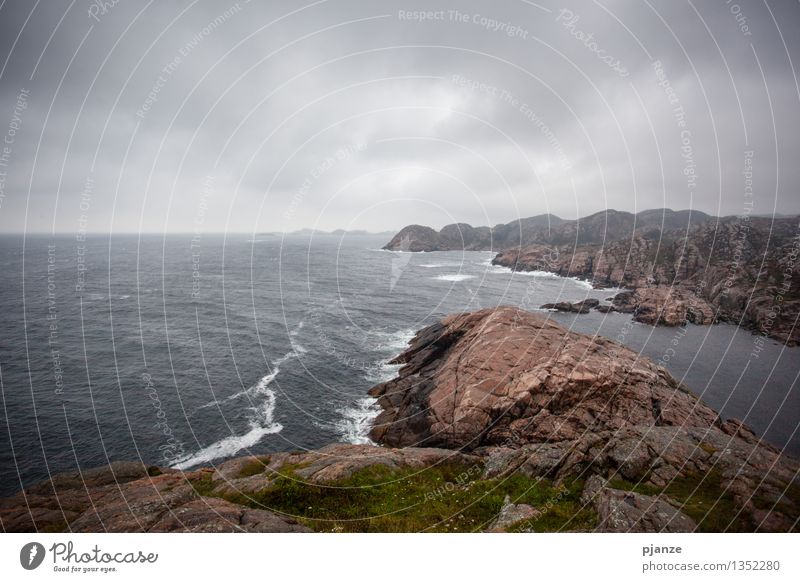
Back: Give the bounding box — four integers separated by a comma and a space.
382, 208, 715, 251
276, 229, 395, 236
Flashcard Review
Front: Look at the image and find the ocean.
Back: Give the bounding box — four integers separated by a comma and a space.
0, 233, 797, 496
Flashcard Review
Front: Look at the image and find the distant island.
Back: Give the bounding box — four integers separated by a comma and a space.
383, 209, 800, 346
261, 228, 396, 236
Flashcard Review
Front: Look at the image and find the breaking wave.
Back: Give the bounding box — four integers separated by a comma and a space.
173, 322, 308, 468
434, 274, 475, 282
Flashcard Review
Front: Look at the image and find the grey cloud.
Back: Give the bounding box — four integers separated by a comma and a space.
0, 0, 797, 234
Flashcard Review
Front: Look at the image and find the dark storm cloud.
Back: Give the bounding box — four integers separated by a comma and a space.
0, 0, 797, 233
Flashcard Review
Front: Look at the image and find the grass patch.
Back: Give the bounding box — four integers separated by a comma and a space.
190, 471, 215, 497
236, 458, 269, 478
198, 461, 596, 533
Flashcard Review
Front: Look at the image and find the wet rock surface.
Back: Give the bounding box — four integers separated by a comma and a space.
541, 298, 600, 313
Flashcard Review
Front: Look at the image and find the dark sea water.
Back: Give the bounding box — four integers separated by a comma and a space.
0, 233, 797, 496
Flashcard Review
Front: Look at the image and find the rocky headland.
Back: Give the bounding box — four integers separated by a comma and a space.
2, 307, 797, 533
492, 216, 799, 344
383, 209, 799, 345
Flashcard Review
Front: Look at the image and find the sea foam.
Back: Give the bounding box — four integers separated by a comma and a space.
175, 321, 307, 468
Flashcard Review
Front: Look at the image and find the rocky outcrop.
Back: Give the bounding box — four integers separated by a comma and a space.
486, 495, 542, 532
383, 223, 493, 252
581, 475, 697, 533
0, 462, 310, 533
382, 225, 442, 252
541, 298, 600, 313
369, 307, 719, 450
369, 307, 799, 531
610, 287, 716, 326
492, 216, 800, 344
207, 443, 479, 496
0, 445, 477, 533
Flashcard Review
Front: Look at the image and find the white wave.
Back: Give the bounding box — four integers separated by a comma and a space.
196, 367, 277, 410
487, 265, 596, 289
370, 248, 429, 253
364, 361, 403, 383
434, 274, 475, 282
288, 321, 308, 354
170, 420, 282, 470
419, 262, 460, 268
570, 277, 594, 289
335, 397, 381, 445
366, 327, 415, 355
178, 321, 308, 467
173, 369, 283, 469
487, 265, 557, 277
118, 295, 131, 300
485, 264, 515, 274
196, 326, 303, 411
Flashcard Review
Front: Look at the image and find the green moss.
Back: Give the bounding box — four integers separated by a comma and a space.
190, 471, 215, 497
508, 479, 597, 532
237, 458, 269, 478
750, 483, 800, 523
698, 442, 717, 455
202, 461, 596, 533
146, 466, 162, 477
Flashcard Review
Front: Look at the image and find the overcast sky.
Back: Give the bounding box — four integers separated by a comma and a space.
0, 0, 798, 233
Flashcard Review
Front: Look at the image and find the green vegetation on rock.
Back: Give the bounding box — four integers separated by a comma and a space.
192, 462, 596, 533
608, 470, 762, 532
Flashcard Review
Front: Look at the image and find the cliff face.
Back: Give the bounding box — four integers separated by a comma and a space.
382, 208, 712, 251
492, 217, 800, 344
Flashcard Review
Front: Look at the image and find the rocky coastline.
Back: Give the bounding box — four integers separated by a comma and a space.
2, 307, 797, 533
384, 210, 799, 345
491, 217, 799, 344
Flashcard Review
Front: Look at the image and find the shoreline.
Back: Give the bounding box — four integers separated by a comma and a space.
4, 307, 797, 533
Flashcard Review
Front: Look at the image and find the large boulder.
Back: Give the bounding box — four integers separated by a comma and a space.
581, 475, 697, 533
612, 287, 715, 325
